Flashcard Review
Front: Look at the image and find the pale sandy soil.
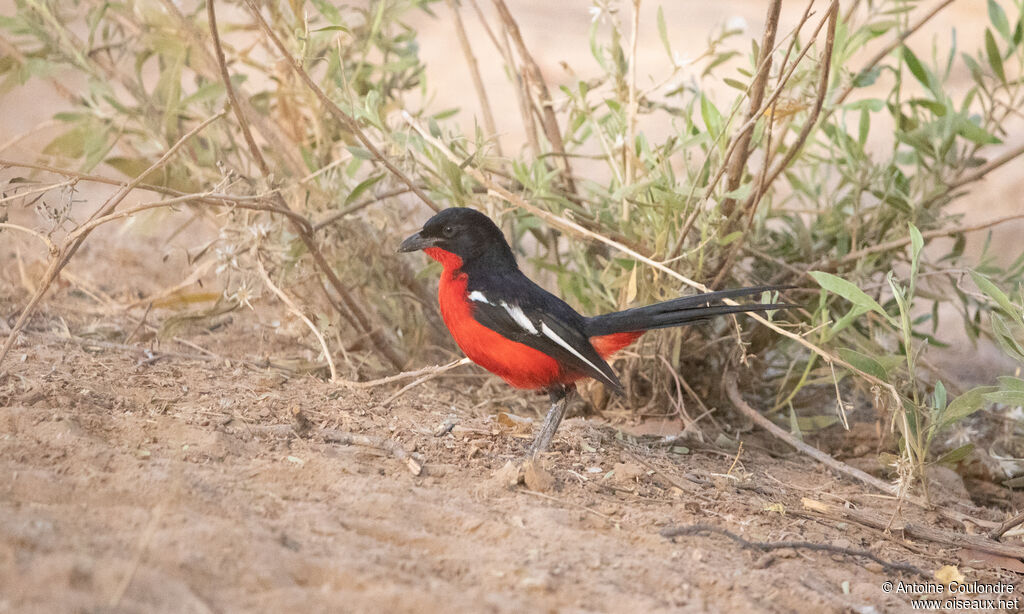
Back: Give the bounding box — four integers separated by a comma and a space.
2, 2, 1024, 613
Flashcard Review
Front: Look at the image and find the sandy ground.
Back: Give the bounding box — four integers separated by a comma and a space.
2, 230, 1024, 613
4, 1, 1024, 612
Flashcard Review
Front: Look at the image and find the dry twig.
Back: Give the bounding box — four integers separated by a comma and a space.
255, 255, 337, 382
661, 523, 928, 578
446, 0, 502, 157
213, 0, 407, 370
724, 373, 900, 497
491, 0, 576, 195
802, 498, 1024, 561
0, 111, 227, 368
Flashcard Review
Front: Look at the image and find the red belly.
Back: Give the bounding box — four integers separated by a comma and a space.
437, 268, 564, 389
425, 247, 642, 390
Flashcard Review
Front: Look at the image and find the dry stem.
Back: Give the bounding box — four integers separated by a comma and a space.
215, 0, 407, 370
724, 374, 901, 497
720, 0, 781, 220
256, 255, 338, 382
446, 0, 503, 157
0, 111, 227, 368
491, 0, 576, 196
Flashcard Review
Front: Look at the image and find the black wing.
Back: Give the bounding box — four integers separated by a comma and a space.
466, 273, 623, 393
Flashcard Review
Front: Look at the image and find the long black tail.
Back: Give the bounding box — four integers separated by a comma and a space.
583, 285, 791, 337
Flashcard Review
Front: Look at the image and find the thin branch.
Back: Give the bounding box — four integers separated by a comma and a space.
803, 497, 1024, 561
381, 357, 473, 405
0, 222, 58, 255
660, 523, 928, 578
446, 0, 503, 158
623, 0, 642, 221
747, 1, 839, 208
0, 111, 227, 368
724, 373, 901, 497
990, 511, 1024, 540
720, 0, 782, 220
710, 1, 838, 289
947, 139, 1024, 192
491, 0, 576, 196
312, 186, 415, 231
256, 255, 337, 381
339, 357, 471, 389
241, 0, 441, 213
208, 0, 268, 177
835, 210, 1024, 266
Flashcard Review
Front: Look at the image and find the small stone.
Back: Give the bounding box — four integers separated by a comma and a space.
523, 460, 554, 492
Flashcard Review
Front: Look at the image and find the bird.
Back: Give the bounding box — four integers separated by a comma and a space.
399, 207, 790, 455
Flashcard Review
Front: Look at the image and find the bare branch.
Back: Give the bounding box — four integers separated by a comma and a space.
241, 0, 441, 213
720, 0, 782, 220
446, 0, 503, 157
0, 111, 227, 368
491, 0, 576, 195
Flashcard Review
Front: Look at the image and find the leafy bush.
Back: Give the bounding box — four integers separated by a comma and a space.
2, 0, 1023, 494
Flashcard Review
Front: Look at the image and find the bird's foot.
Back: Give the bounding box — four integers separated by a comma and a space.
527, 384, 574, 456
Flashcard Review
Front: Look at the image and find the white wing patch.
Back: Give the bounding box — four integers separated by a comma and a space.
502, 301, 538, 334
540, 322, 607, 381
468, 292, 538, 335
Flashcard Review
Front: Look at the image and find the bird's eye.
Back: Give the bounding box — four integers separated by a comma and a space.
442, 225, 456, 238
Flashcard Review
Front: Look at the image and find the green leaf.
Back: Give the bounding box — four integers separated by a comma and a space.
795, 415, 840, 431
722, 182, 752, 201
991, 314, 1024, 363
723, 77, 748, 91
852, 66, 882, 88
985, 389, 1024, 406
933, 380, 947, 412
996, 375, 1024, 391
700, 94, 723, 139
970, 271, 1020, 319
988, 0, 1011, 40
313, 25, 351, 33
937, 386, 997, 431
858, 107, 870, 145
809, 271, 893, 323
343, 172, 385, 206
909, 222, 923, 283
908, 98, 947, 116
346, 145, 374, 160
985, 28, 1007, 83
717, 230, 743, 246
657, 6, 672, 60
955, 114, 1001, 145
106, 157, 153, 181
837, 348, 889, 381
935, 443, 975, 466
902, 46, 935, 94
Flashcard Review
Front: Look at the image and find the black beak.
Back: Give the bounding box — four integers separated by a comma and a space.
398, 231, 435, 253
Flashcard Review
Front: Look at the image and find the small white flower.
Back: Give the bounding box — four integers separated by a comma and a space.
229, 280, 257, 310
588, 0, 618, 25
672, 52, 694, 69
215, 244, 239, 274
725, 16, 748, 34
612, 133, 625, 149
249, 222, 272, 240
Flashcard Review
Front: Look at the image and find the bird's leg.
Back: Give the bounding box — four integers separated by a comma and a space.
529, 384, 575, 456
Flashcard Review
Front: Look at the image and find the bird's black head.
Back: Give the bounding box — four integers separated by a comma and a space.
398, 207, 517, 271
